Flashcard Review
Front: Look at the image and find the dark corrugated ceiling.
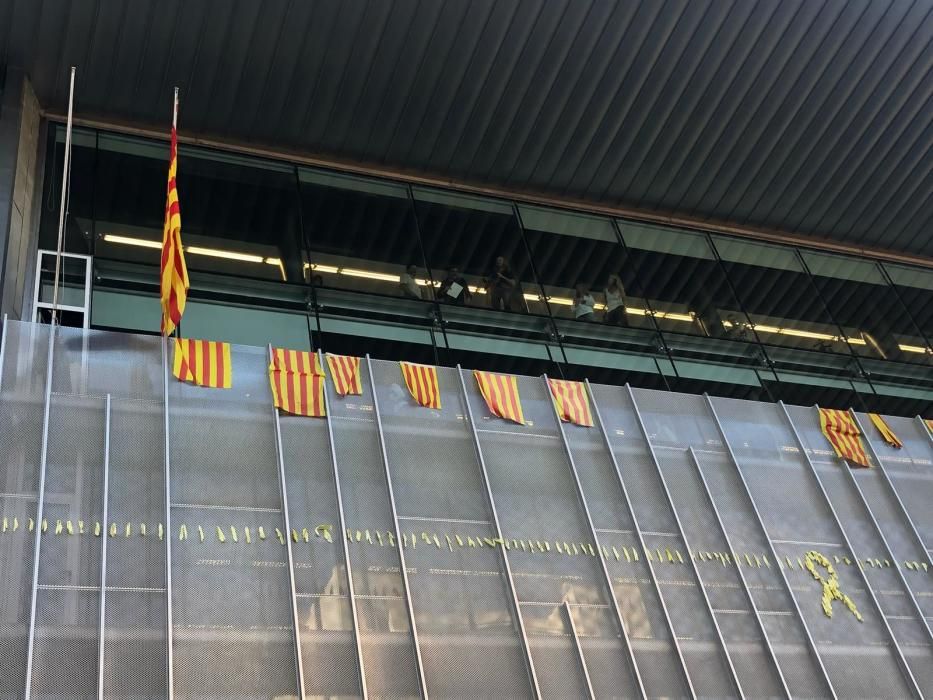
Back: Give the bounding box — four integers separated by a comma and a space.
3, 0, 932, 257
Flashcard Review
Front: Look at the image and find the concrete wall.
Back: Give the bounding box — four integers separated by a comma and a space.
0, 66, 43, 321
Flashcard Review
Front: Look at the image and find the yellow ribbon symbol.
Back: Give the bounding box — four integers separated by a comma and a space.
804, 551, 862, 622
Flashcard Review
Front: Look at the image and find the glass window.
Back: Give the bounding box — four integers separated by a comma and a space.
413, 189, 546, 317
884, 263, 933, 354
801, 251, 931, 365
94, 134, 302, 286
38, 126, 96, 255
298, 169, 432, 304
713, 236, 855, 355
520, 205, 653, 328
617, 223, 753, 342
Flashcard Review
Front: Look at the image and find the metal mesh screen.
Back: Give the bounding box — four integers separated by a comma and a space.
871, 415, 933, 545
168, 342, 299, 699
1, 319, 931, 698
0, 322, 47, 699
714, 396, 918, 698
463, 371, 628, 698
51, 325, 162, 401
102, 398, 167, 698
371, 360, 533, 698
280, 412, 363, 698
30, 587, 99, 699
326, 362, 420, 699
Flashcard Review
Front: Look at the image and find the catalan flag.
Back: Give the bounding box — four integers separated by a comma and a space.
160, 92, 188, 336
547, 378, 593, 427
326, 354, 362, 396
173, 338, 232, 389
269, 348, 326, 418
819, 408, 870, 468
400, 362, 441, 409
474, 370, 524, 425
868, 413, 902, 449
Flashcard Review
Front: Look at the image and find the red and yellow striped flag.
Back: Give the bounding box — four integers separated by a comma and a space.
547, 378, 593, 427
160, 97, 188, 336
173, 338, 232, 389
269, 348, 325, 418
326, 354, 362, 396
400, 362, 441, 409
474, 370, 524, 425
819, 408, 870, 468
868, 413, 902, 449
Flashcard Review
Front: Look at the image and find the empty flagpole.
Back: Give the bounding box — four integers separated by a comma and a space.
50, 66, 77, 324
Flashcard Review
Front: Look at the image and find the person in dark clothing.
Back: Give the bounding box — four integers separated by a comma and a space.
487, 256, 517, 311
439, 267, 471, 305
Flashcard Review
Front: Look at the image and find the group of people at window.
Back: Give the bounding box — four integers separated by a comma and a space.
397, 257, 630, 325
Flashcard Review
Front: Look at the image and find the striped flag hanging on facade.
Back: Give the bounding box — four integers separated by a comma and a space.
173, 338, 232, 388
819, 408, 870, 468
400, 362, 441, 409
547, 378, 593, 427
474, 370, 525, 425
269, 348, 325, 418
326, 354, 363, 396
160, 91, 188, 336
868, 413, 902, 449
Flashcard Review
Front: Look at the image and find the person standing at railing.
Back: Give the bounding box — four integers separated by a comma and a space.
604, 274, 628, 326
487, 256, 517, 311
572, 283, 597, 322
399, 265, 422, 300
439, 266, 471, 305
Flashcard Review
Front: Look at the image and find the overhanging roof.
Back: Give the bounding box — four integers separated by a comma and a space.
3, 0, 933, 259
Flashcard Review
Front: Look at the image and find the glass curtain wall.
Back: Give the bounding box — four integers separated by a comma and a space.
36, 123, 933, 416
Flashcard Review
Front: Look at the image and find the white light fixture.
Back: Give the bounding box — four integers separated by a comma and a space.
102, 234, 162, 250
899, 343, 932, 354
722, 320, 867, 345
340, 268, 401, 282
186, 246, 266, 264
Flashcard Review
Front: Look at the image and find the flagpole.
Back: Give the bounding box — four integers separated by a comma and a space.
50, 66, 77, 325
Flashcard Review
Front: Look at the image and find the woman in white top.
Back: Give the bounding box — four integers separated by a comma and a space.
604, 274, 627, 326
572, 283, 597, 321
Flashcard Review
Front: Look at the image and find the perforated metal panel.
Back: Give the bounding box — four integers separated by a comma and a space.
372, 356, 534, 698
280, 412, 363, 698
167, 342, 299, 699
2, 319, 932, 698
0, 322, 47, 699
326, 362, 420, 699
714, 396, 917, 699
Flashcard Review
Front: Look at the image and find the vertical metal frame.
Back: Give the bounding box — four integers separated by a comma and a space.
97, 395, 111, 700
161, 336, 175, 700
587, 381, 696, 699
365, 354, 429, 699
0, 314, 8, 387
318, 350, 368, 699
917, 415, 933, 447
846, 410, 933, 644
456, 365, 542, 699
268, 348, 307, 699
626, 385, 744, 698
686, 447, 791, 698
543, 376, 646, 699
704, 393, 838, 700
23, 322, 56, 699
779, 401, 922, 698
563, 602, 595, 700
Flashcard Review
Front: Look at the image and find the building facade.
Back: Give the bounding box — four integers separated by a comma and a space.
1, 1, 933, 697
